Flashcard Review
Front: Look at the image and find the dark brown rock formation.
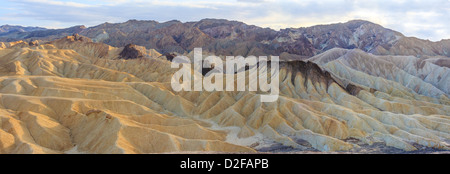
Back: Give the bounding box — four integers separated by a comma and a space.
28, 40, 39, 46
164, 53, 177, 61
119, 44, 145, 59
345, 84, 363, 95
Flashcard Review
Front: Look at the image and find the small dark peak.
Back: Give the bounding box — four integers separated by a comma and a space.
345, 19, 372, 25
280, 60, 339, 88
28, 40, 39, 46
71, 33, 93, 42
126, 19, 138, 23
197, 18, 239, 25
73, 33, 82, 41
124, 19, 159, 24
164, 52, 177, 61
119, 44, 145, 59
345, 83, 363, 95
162, 20, 182, 27
124, 19, 158, 24
165, 19, 181, 23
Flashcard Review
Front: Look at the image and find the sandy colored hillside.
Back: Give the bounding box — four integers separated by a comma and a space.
0, 35, 449, 154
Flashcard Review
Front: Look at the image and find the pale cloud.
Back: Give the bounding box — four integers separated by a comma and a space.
23, 0, 96, 7
1, 0, 449, 41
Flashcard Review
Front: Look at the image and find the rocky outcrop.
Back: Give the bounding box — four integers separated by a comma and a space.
164, 53, 177, 61
28, 40, 40, 46
119, 44, 146, 59
72, 33, 89, 42
280, 60, 338, 87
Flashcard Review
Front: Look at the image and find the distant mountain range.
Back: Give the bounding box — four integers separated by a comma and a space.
1, 19, 449, 59
0, 25, 47, 34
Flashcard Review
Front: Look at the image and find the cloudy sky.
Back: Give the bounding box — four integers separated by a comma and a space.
0, 0, 449, 41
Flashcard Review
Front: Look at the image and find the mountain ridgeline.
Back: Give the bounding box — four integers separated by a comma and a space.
1, 19, 449, 59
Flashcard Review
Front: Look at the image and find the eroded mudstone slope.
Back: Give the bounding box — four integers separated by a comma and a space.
0, 37, 449, 153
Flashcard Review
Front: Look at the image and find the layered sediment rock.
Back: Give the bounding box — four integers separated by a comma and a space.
0, 37, 448, 153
